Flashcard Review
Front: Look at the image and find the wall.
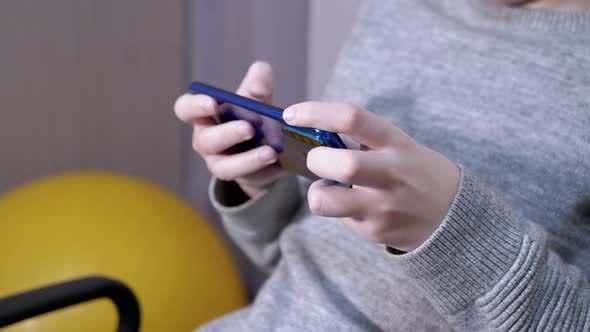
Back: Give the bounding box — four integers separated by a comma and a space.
307, 0, 364, 100
0, 0, 185, 193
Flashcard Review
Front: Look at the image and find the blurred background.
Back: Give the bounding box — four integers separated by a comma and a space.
0, 0, 362, 329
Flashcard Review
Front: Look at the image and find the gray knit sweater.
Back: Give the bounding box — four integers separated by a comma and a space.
198, 0, 590, 331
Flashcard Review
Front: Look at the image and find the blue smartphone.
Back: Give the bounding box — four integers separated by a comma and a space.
188, 81, 347, 181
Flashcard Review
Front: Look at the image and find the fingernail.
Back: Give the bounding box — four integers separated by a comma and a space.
258, 147, 276, 162
283, 107, 296, 123
250, 82, 269, 96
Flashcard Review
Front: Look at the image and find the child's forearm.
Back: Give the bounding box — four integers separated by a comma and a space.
389, 169, 590, 331
209, 174, 304, 275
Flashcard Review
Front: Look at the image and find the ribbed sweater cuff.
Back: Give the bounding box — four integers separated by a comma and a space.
389, 167, 525, 314
209, 174, 302, 229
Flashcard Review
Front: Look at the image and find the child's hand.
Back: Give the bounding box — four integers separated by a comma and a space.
283, 102, 461, 252
174, 62, 286, 198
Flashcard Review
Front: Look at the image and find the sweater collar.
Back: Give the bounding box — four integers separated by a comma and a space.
433, 0, 590, 34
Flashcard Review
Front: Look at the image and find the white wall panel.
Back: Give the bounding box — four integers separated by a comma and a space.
307, 0, 364, 100
0, 0, 184, 193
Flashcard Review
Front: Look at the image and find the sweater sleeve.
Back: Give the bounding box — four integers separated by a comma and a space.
209, 174, 304, 274
389, 167, 590, 331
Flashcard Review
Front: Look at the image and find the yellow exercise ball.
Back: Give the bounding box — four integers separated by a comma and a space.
0, 172, 246, 331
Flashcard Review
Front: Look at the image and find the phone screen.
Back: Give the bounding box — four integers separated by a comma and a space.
219, 104, 322, 180
188, 81, 347, 181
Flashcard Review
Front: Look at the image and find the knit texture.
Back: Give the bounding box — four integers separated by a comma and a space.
197, 0, 590, 330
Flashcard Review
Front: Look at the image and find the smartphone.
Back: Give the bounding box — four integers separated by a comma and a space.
188, 81, 347, 181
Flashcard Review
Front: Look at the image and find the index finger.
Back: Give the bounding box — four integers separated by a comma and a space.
283, 102, 405, 149
174, 93, 218, 123
236, 61, 274, 103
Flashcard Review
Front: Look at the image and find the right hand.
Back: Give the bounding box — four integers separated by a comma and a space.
174, 61, 287, 198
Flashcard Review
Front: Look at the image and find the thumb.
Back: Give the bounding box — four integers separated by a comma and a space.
236, 61, 274, 103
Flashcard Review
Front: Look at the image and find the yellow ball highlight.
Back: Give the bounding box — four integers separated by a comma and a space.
0, 173, 246, 331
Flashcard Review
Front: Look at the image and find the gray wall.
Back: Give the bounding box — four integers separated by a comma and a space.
308, 0, 364, 100
0, 0, 362, 194
0, 0, 185, 193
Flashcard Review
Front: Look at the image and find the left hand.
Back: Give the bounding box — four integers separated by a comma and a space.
283, 102, 461, 252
